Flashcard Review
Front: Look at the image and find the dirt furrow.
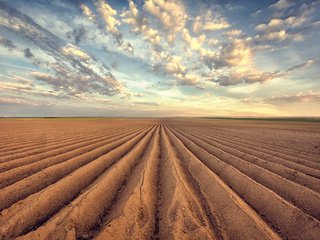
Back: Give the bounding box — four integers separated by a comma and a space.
0, 126, 146, 189
0, 128, 115, 158
0, 126, 116, 157
0, 122, 150, 153
94, 125, 161, 240
164, 126, 281, 240
182, 125, 320, 165
0, 126, 142, 163
0, 125, 112, 154
173, 123, 319, 161
13, 125, 157, 240
176, 124, 320, 173
170, 126, 320, 220
173, 126, 320, 192
177, 125, 320, 164
169, 126, 320, 240
0, 126, 151, 211
153, 125, 218, 240
0, 126, 144, 173
0, 119, 319, 240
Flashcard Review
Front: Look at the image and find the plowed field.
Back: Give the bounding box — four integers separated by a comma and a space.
0, 119, 319, 240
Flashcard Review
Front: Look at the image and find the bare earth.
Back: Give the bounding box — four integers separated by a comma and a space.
0, 118, 319, 240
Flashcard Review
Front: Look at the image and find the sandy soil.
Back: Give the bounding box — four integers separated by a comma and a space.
0, 118, 319, 240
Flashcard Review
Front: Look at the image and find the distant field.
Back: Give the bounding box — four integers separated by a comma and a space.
0, 119, 319, 239
202, 117, 320, 123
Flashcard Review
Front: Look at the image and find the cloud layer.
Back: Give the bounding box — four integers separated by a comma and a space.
0, 0, 319, 116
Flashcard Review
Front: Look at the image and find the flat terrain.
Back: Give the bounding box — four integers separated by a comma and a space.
0, 118, 319, 240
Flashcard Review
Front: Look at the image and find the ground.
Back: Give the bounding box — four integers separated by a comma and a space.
0, 118, 319, 240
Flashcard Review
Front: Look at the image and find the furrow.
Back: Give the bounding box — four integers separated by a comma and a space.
154, 125, 218, 239
173, 126, 320, 192
94, 125, 161, 239
0, 126, 150, 211
179, 125, 320, 164
13, 125, 157, 240
169, 126, 320, 240
170, 126, 320, 220
173, 124, 318, 161
165, 126, 281, 240
0, 126, 108, 154
0, 127, 110, 157
0, 123, 149, 153
0, 126, 145, 189
176, 126, 320, 173
0, 129, 113, 157
0, 126, 144, 173
0, 126, 141, 163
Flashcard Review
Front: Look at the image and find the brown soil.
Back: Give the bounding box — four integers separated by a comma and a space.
0, 118, 319, 240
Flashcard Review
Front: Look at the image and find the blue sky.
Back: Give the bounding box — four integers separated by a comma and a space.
0, 0, 319, 117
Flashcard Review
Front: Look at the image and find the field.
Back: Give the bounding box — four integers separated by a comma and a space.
0, 118, 320, 240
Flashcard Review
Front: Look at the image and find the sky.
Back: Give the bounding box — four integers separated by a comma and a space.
0, 0, 319, 117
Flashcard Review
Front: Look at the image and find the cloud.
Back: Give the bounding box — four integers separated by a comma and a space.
95, 0, 123, 45
0, 97, 31, 105
66, 25, 87, 44
255, 1, 320, 43
0, 0, 319, 117
176, 73, 198, 86
224, 29, 242, 37
61, 44, 90, 61
133, 101, 159, 106
207, 39, 220, 46
30, 68, 120, 97
96, 0, 120, 33
256, 16, 306, 32
23, 48, 34, 58
192, 10, 230, 33
182, 28, 205, 50
268, 0, 294, 11
255, 15, 307, 42
80, 1, 132, 53
213, 70, 282, 86
0, 81, 68, 99
285, 59, 316, 72
144, 0, 187, 43
201, 38, 252, 70
266, 91, 320, 103
0, 2, 121, 97
121, 0, 161, 47
152, 55, 199, 85
0, 36, 17, 50
162, 55, 186, 75
256, 30, 304, 42
211, 59, 316, 86
80, 4, 96, 22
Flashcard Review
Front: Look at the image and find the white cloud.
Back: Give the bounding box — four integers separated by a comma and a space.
182, 28, 205, 50
122, 0, 161, 47
256, 30, 304, 42
143, 0, 187, 43
256, 16, 306, 32
192, 10, 230, 33
80, 4, 96, 22
266, 91, 320, 103
268, 0, 294, 11
61, 44, 90, 61
96, 0, 120, 34
207, 39, 220, 46
211, 59, 316, 86
212, 70, 282, 86
224, 29, 242, 37
200, 37, 253, 71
